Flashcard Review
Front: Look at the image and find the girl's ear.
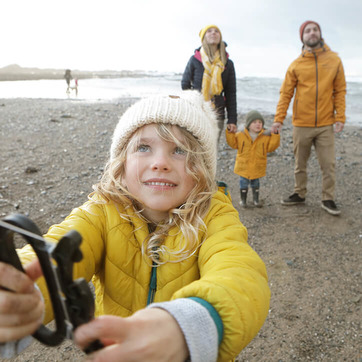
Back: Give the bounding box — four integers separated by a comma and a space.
120, 176, 127, 188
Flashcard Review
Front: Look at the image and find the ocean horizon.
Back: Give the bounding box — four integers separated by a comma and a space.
0, 75, 361, 126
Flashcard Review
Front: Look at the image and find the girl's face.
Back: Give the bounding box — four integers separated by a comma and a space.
122, 124, 196, 223
204, 27, 221, 46
249, 119, 263, 133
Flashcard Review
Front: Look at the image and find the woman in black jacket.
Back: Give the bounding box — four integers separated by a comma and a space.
182, 25, 237, 141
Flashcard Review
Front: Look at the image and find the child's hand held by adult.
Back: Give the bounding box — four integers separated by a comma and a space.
227, 123, 237, 133
271, 122, 282, 134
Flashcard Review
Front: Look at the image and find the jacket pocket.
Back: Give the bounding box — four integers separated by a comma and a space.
240, 141, 244, 153
255, 142, 264, 158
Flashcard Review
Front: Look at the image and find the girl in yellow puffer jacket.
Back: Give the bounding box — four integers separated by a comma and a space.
0, 91, 270, 362
226, 110, 280, 207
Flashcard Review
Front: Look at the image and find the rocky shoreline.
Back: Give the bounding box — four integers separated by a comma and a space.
0, 64, 168, 81
0, 97, 361, 361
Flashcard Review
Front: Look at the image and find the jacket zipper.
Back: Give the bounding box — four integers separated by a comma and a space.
314, 53, 318, 127
240, 141, 244, 153
147, 262, 157, 305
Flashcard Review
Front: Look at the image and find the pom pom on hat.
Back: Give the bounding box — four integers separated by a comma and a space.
245, 110, 265, 130
299, 20, 321, 42
199, 24, 221, 41
110, 90, 219, 177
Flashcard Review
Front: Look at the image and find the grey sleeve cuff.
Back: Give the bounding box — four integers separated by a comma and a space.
148, 298, 218, 362
0, 336, 33, 359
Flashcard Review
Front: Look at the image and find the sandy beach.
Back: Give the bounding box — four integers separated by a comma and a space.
0, 97, 361, 361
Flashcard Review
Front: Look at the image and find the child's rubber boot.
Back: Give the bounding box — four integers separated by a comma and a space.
252, 188, 262, 208
240, 189, 248, 208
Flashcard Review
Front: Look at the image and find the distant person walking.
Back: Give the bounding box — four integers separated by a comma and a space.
70, 78, 78, 96
226, 110, 280, 208
182, 24, 237, 141
271, 21, 346, 215
64, 69, 72, 93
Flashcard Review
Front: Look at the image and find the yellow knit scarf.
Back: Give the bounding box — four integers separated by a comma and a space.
200, 46, 224, 102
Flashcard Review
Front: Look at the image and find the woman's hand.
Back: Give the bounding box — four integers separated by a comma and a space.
0, 260, 44, 342
75, 308, 189, 362
227, 123, 237, 133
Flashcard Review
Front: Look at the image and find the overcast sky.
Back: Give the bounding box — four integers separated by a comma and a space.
2, 0, 362, 79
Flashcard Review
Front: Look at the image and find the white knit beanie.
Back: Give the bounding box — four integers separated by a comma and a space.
110, 90, 219, 177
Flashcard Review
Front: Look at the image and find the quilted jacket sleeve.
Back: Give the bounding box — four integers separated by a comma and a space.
225, 129, 239, 149
223, 59, 237, 125
266, 133, 280, 153
333, 59, 346, 123
172, 191, 270, 361
181, 56, 195, 90
274, 63, 297, 124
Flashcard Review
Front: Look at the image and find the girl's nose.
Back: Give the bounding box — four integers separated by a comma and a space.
151, 153, 171, 171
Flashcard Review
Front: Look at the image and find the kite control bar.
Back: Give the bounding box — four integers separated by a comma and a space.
0, 214, 103, 353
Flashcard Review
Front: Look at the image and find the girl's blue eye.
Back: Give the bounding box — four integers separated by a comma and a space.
175, 147, 186, 155
137, 144, 150, 152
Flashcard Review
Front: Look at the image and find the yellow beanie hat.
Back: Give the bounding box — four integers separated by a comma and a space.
199, 24, 221, 41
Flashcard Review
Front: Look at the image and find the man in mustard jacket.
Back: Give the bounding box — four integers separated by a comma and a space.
271, 21, 346, 215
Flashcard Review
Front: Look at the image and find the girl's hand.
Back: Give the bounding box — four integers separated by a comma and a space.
75, 308, 189, 362
0, 260, 44, 342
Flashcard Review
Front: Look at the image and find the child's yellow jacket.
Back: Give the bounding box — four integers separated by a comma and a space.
19, 189, 270, 361
226, 128, 280, 179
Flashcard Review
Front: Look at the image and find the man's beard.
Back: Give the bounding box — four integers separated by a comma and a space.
305, 37, 321, 49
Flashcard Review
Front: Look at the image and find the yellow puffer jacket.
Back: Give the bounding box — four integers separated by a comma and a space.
226, 128, 280, 179
275, 42, 346, 127
19, 188, 270, 362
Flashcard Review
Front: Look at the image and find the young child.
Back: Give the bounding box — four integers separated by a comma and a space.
226, 110, 280, 208
0, 91, 270, 362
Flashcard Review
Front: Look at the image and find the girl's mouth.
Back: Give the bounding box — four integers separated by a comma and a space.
144, 181, 176, 187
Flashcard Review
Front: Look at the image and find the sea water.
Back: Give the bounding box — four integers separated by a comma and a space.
0, 75, 360, 126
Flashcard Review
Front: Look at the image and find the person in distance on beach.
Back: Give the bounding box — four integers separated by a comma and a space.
64, 69, 72, 93
271, 21, 346, 215
0, 91, 270, 361
226, 110, 280, 208
70, 78, 78, 96
182, 24, 237, 142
